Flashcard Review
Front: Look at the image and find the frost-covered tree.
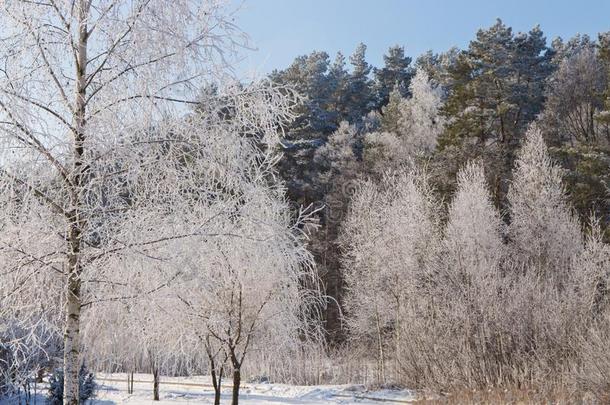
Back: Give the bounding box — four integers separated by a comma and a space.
174, 200, 318, 405
399, 68, 446, 153
574, 218, 610, 317
76, 85, 313, 405
89, 176, 320, 405
435, 162, 505, 373
341, 170, 438, 383
314, 121, 361, 190
538, 42, 610, 233
542, 47, 608, 144
364, 68, 444, 175
0, 1, 297, 403
507, 125, 583, 276
0, 312, 60, 399
442, 161, 505, 283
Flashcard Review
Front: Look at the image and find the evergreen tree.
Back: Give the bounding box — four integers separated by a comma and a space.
379, 88, 404, 133
415, 47, 460, 92
270, 51, 336, 139
549, 33, 596, 66
436, 19, 553, 207
443, 20, 551, 146
374, 45, 413, 107
328, 52, 350, 123
270, 51, 338, 213
597, 32, 610, 126
47, 365, 96, 405
311, 122, 363, 341
345, 43, 374, 123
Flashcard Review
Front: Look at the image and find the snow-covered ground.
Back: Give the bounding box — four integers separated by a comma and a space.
0, 373, 416, 405
90, 373, 416, 404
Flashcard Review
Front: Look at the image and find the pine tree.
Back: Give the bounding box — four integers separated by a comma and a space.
597, 32, 610, 126
379, 88, 404, 133
47, 364, 96, 405
270, 51, 338, 218
550, 34, 596, 66
345, 43, 374, 123
270, 51, 336, 139
311, 121, 362, 341
436, 19, 553, 208
415, 47, 460, 91
328, 52, 350, 123
374, 45, 413, 107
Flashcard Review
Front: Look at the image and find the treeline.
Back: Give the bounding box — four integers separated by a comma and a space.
270, 19, 610, 340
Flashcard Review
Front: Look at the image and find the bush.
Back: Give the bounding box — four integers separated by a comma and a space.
47, 364, 96, 405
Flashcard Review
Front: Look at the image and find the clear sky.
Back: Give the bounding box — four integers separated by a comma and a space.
232, 0, 610, 77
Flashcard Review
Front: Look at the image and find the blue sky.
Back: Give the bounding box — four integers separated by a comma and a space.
232, 0, 610, 77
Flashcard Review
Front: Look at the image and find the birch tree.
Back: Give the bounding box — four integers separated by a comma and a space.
341, 170, 439, 383
174, 197, 318, 405
69, 81, 308, 404
0, 1, 296, 403
507, 125, 583, 277
441, 161, 504, 286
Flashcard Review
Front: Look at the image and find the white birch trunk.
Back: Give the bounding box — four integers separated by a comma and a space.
63, 2, 89, 403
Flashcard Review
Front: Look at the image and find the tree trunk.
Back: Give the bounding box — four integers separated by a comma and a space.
64, 2, 89, 403
63, 264, 82, 405
36, 368, 44, 384
153, 368, 160, 401
211, 366, 222, 405
375, 310, 385, 385
395, 301, 401, 382
127, 372, 134, 394
208, 349, 224, 405
231, 368, 241, 405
